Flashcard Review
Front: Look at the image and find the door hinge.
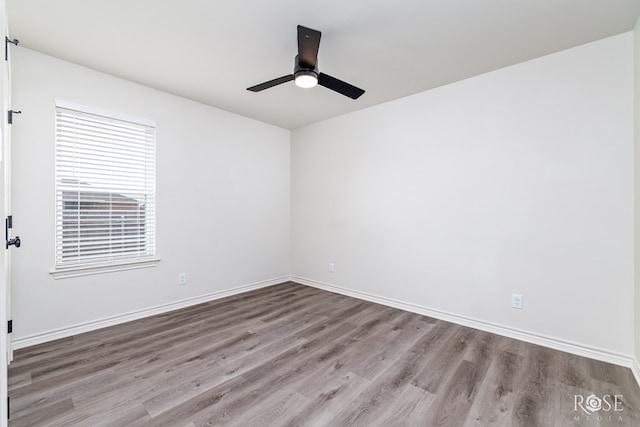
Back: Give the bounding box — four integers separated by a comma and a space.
7, 109, 21, 124
5, 36, 18, 61
8, 320, 12, 334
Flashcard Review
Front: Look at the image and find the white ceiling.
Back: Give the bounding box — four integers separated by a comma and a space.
6, 0, 640, 129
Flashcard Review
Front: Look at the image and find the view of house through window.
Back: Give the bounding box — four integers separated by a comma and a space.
54, 102, 156, 269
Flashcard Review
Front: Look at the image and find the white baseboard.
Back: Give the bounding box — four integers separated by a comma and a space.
292, 276, 636, 370
13, 273, 639, 389
632, 358, 640, 390
11, 276, 290, 350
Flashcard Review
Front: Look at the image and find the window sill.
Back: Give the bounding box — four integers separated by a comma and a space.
50, 258, 161, 279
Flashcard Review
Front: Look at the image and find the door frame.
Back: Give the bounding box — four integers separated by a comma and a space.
1, 0, 11, 424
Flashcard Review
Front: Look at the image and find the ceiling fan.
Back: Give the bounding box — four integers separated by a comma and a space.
247, 25, 365, 100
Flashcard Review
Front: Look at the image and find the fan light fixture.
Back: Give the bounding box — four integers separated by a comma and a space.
294, 70, 318, 88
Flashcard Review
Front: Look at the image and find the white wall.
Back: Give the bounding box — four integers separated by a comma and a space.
10, 48, 290, 342
292, 33, 634, 359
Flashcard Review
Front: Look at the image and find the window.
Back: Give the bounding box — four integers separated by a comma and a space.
54, 102, 156, 273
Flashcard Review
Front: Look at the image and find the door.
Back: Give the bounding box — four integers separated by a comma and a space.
1, 0, 12, 423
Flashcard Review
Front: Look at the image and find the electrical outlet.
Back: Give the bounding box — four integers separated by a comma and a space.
512, 294, 523, 310
328, 262, 335, 273
179, 273, 187, 285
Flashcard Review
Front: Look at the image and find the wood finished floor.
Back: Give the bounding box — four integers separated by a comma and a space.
7, 281, 640, 426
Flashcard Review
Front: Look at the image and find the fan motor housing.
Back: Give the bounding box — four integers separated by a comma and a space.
294, 54, 318, 77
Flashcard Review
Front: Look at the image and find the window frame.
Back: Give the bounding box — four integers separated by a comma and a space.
51, 100, 159, 279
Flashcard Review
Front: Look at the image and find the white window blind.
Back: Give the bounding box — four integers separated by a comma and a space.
55, 104, 156, 269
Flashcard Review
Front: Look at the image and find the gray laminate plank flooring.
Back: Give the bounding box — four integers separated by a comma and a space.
8, 281, 640, 426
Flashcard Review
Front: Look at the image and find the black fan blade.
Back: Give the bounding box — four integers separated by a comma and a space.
297, 25, 321, 69
247, 75, 294, 92
318, 73, 365, 99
